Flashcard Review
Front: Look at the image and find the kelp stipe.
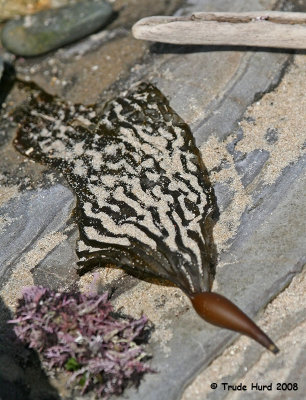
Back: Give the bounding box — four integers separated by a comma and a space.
190, 292, 279, 354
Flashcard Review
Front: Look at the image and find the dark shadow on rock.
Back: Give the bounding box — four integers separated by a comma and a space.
149, 42, 305, 56
0, 296, 60, 400
0, 62, 16, 110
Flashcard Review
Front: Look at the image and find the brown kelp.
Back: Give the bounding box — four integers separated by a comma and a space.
14, 82, 278, 354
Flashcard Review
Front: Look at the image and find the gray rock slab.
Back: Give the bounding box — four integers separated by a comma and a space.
0, 0, 305, 399
127, 10, 291, 143
145, 48, 289, 144
31, 226, 79, 291
0, 184, 75, 287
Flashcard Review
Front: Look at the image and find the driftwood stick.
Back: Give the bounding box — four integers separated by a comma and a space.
132, 11, 306, 49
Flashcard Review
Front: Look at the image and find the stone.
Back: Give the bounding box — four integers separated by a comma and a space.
1, 0, 113, 56
265, 127, 279, 144
0, 184, 75, 284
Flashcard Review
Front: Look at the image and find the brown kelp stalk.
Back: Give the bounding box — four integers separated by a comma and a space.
190, 292, 279, 353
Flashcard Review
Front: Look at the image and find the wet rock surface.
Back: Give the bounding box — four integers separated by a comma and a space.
0, 0, 305, 399
1, 0, 113, 56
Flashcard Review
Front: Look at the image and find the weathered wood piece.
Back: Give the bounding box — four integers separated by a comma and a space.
132, 11, 306, 49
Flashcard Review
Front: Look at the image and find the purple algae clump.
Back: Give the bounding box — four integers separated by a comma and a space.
9, 286, 153, 398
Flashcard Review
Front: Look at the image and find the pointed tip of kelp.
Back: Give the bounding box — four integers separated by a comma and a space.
190, 291, 279, 354
269, 343, 280, 355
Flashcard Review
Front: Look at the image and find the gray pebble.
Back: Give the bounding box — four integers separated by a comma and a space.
265, 127, 279, 144
1, 0, 113, 57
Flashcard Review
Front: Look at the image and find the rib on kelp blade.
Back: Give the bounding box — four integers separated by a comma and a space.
14, 83, 218, 296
